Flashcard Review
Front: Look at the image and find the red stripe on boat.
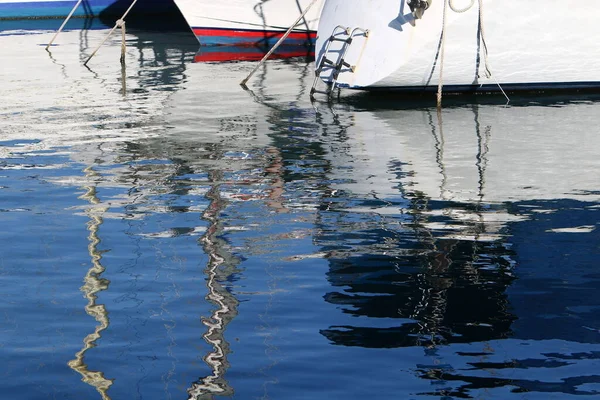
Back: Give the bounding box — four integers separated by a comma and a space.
192, 28, 317, 39
194, 50, 315, 62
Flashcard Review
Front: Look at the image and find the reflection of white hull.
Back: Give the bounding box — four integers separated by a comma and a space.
316, 0, 600, 91
0, 29, 192, 160
325, 103, 600, 203
173, 0, 323, 46
318, 101, 600, 239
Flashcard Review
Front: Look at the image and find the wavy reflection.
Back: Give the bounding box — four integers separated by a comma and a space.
187, 167, 240, 399
314, 99, 600, 396
186, 63, 316, 398
318, 106, 518, 348
68, 165, 113, 399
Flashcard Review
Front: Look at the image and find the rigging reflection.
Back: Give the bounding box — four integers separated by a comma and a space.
313, 98, 600, 395
68, 165, 113, 399
3, 22, 326, 400
315, 102, 567, 348
187, 170, 240, 399
313, 103, 514, 369
186, 61, 315, 398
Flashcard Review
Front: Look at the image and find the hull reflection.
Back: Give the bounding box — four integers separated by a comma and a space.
194, 45, 313, 63
313, 100, 600, 395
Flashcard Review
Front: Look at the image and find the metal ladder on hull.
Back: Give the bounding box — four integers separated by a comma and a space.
310, 26, 369, 101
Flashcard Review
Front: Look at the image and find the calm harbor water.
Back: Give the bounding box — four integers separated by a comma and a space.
1, 21, 600, 400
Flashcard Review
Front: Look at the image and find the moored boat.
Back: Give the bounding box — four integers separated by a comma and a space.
0, 0, 178, 20
313, 0, 600, 95
173, 0, 323, 47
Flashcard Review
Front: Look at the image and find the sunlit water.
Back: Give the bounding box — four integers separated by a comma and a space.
1, 20, 600, 400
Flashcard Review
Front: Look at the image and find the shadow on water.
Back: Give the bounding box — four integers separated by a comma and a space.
333, 89, 600, 111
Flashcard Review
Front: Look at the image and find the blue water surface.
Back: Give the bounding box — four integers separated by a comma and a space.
1, 20, 600, 400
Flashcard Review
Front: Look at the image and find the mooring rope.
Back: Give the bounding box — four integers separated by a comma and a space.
448, 0, 475, 13
437, 0, 507, 107
45, 0, 83, 50
240, 0, 320, 87
119, 20, 126, 65
436, 0, 449, 108
475, 0, 491, 79
83, 0, 138, 66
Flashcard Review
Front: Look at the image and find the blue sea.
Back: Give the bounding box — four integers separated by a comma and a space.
1, 19, 600, 400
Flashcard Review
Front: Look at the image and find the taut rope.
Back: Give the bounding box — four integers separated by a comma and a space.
436, 0, 449, 107
437, 0, 506, 107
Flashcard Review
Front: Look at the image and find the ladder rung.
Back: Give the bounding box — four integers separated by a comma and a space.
319, 59, 351, 71
311, 89, 331, 95
311, 25, 367, 101
318, 64, 335, 69
330, 36, 351, 43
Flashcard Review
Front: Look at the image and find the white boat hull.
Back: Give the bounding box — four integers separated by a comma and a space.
173, 0, 323, 47
315, 0, 600, 91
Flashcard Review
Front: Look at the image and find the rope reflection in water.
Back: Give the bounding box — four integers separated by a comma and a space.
188, 171, 240, 399
68, 165, 113, 399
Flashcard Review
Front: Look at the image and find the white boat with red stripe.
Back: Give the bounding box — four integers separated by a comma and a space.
173, 0, 323, 47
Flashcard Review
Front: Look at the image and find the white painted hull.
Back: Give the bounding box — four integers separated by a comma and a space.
173, 0, 323, 46
315, 0, 600, 91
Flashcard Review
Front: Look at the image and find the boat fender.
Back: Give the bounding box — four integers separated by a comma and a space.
407, 0, 432, 19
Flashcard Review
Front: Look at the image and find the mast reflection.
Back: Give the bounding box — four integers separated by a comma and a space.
317, 104, 517, 348
186, 62, 315, 396
187, 166, 240, 399
68, 165, 113, 399
311, 97, 600, 395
